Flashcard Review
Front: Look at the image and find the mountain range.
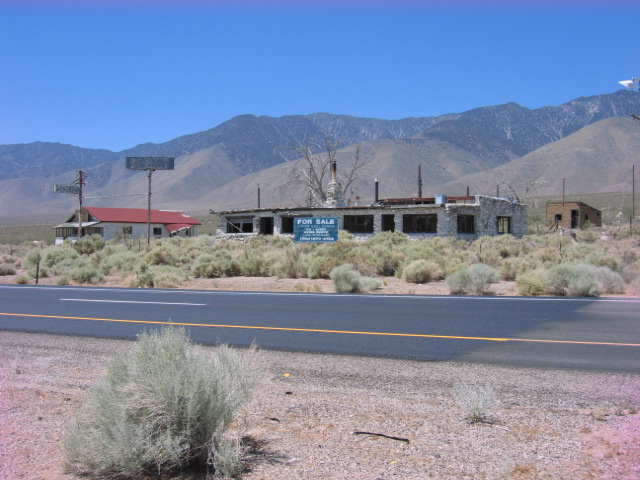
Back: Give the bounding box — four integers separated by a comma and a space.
1, 89, 639, 221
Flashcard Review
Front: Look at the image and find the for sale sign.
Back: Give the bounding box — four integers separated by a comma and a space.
294, 217, 339, 243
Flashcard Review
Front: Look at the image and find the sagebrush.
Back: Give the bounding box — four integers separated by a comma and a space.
7, 228, 639, 297
63, 327, 260, 479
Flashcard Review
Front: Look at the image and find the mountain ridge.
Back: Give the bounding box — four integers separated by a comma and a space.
1, 90, 639, 219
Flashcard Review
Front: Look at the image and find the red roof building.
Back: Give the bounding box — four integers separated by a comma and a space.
54, 207, 201, 244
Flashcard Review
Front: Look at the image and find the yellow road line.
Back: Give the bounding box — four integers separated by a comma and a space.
1, 312, 639, 347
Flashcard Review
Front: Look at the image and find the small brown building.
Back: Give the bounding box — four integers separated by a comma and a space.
546, 202, 602, 229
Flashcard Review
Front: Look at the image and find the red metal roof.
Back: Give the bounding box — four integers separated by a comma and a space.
84, 207, 201, 226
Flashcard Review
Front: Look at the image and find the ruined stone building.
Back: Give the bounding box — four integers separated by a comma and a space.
213, 194, 527, 239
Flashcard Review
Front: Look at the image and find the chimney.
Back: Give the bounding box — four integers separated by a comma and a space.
374, 178, 379, 203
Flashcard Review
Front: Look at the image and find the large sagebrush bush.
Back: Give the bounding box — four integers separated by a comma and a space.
70, 265, 104, 284
446, 263, 499, 295
402, 259, 443, 283
330, 264, 381, 293
74, 234, 106, 255
41, 246, 79, 268
516, 269, 546, 296
0, 262, 16, 276
192, 251, 241, 278
544, 263, 624, 297
63, 327, 259, 479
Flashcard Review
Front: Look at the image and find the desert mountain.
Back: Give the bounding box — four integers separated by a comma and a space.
0, 90, 638, 219
438, 116, 640, 199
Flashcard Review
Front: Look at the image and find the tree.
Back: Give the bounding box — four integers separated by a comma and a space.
277, 133, 370, 207
495, 168, 548, 205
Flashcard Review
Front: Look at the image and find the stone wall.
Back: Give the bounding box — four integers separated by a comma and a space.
216, 196, 527, 239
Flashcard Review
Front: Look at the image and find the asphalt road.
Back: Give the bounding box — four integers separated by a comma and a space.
0, 284, 638, 373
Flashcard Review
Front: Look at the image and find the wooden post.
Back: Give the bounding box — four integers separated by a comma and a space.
147, 169, 153, 245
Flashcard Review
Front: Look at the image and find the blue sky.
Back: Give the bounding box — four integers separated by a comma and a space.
1, 0, 638, 151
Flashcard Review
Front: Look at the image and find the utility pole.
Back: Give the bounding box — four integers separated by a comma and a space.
126, 157, 174, 246
54, 170, 85, 241
76, 170, 86, 240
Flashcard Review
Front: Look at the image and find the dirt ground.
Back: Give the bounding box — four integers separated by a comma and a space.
0, 276, 639, 479
1, 334, 639, 480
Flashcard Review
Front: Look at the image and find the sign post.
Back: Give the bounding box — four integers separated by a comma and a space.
294, 217, 339, 243
54, 170, 85, 240
125, 157, 174, 245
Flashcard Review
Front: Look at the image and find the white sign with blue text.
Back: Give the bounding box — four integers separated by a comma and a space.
294, 217, 339, 243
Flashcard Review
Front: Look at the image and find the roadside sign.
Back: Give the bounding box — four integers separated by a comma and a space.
126, 157, 175, 170
54, 185, 81, 194
294, 217, 339, 243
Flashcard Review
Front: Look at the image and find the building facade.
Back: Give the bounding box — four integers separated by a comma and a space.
546, 202, 602, 230
214, 195, 527, 239
54, 207, 201, 244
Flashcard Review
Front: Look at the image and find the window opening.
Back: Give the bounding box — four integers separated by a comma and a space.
226, 217, 254, 233
259, 217, 274, 235
343, 215, 374, 233
457, 214, 475, 234
497, 216, 511, 235
280, 217, 295, 234
381, 214, 395, 232
403, 214, 437, 233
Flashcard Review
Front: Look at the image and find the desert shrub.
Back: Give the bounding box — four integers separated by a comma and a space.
330, 264, 381, 293
47, 257, 90, 276
361, 244, 406, 276
63, 327, 259, 479
142, 265, 189, 289
307, 254, 340, 279
101, 250, 141, 274
23, 249, 43, 269
14, 275, 29, 284
192, 251, 241, 278
70, 265, 104, 285
41, 246, 79, 268
453, 382, 495, 423
516, 269, 546, 296
544, 263, 624, 297
0, 263, 16, 275
575, 228, 599, 243
74, 234, 106, 255
585, 253, 622, 272
402, 259, 443, 283
499, 257, 530, 281
545, 264, 590, 296
592, 267, 625, 294
307, 234, 359, 279
446, 263, 499, 295
133, 264, 155, 288
366, 231, 409, 248
145, 246, 179, 266
239, 249, 271, 277
274, 247, 309, 278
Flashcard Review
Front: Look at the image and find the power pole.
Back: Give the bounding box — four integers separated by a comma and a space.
55, 171, 86, 240
76, 170, 86, 240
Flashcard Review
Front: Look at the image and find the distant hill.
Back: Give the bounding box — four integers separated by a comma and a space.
438, 116, 640, 199
0, 90, 638, 220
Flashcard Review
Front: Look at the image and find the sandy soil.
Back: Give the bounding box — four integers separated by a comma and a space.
0, 275, 639, 479
1, 331, 639, 480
